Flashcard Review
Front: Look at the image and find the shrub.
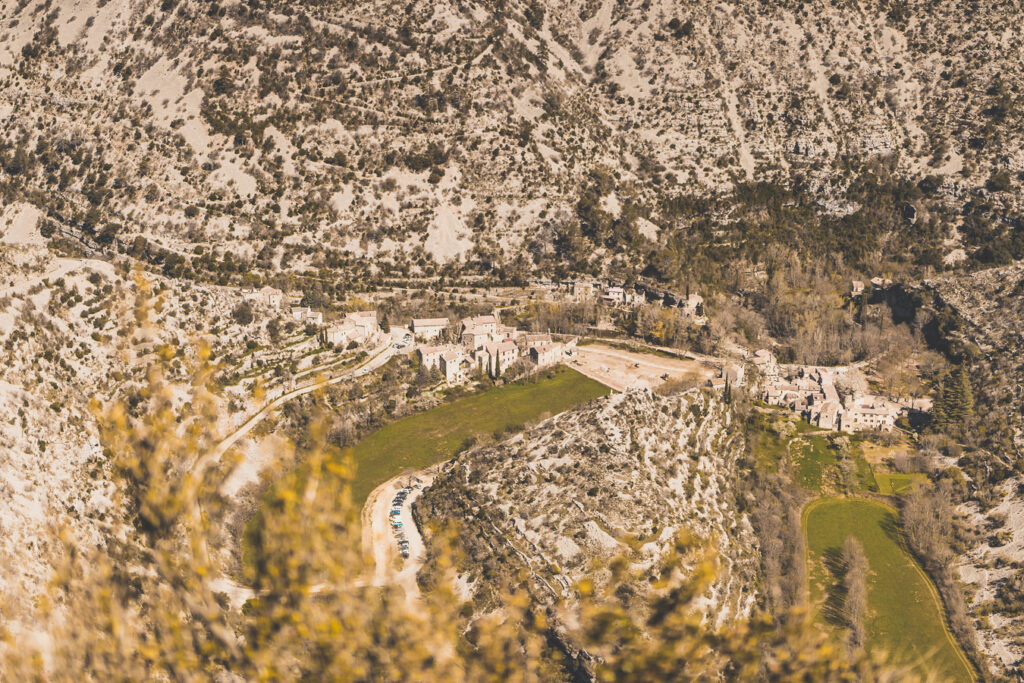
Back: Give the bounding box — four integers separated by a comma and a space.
231, 301, 254, 326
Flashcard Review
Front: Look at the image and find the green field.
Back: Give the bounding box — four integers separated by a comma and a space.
875, 472, 928, 496
749, 415, 876, 494
243, 367, 610, 569
792, 435, 837, 490
804, 498, 974, 681
344, 366, 610, 505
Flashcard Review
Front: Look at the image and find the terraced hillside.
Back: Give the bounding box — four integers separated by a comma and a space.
417, 388, 759, 671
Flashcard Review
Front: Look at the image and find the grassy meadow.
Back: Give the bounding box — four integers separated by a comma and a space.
243, 367, 610, 570
804, 498, 974, 682
345, 366, 610, 505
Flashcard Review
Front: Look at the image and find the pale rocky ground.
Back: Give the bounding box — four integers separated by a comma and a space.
927, 264, 1024, 671
0, 207, 122, 622
572, 342, 716, 391
0, 0, 1019, 279
960, 479, 1024, 671
0, 206, 299, 628
418, 388, 759, 628
0, 0, 1022, 672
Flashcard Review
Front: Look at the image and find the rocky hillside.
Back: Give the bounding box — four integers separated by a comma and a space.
0, 202, 291, 633
416, 388, 759, 639
925, 263, 1024, 471
922, 264, 1024, 672
0, 0, 1021, 284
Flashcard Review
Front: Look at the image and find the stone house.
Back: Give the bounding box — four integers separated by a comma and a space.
840, 395, 900, 432
411, 317, 449, 340
681, 294, 704, 317
752, 349, 779, 380
479, 341, 519, 378
810, 400, 841, 430
440, 350, 468, 385
322, 310, 378, 347
461, 314, 516, 349
462, 327, 492, 349
520, 333, 553, 351
418, 345, 448, 371
261, 286, 284, 309
722, 363, 745, 386
246, 286, 284, 309
290, 306, 324, 326
461, 314, 498, 335
347, 310, 377, 335
601, 286, 625, 305
323, 320, 358, 347
530, 342, 563, 368
572, 281, 596, 301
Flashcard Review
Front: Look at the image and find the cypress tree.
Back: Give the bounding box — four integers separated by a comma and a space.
956, 365, 974, 422
931, 370, 948, 430
944, 368, 963, 424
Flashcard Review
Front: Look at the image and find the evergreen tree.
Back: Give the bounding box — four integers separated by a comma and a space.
930, 370, 949, 431
956, 365, 974, 422
414, 364, 432, 387
932, 365, 974, 433
944, 368, 963, 424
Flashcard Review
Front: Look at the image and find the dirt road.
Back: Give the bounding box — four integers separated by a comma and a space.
211, 464, 440, 611
573, 343, 716, 391
361, 465, 442, 610
203, 342, 394, 476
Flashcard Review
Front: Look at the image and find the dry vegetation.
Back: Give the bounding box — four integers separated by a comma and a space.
0, 0, 1020, 292
0, 316, 883, 681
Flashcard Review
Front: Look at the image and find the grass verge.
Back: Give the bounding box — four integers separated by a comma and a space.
874, 472, 928, 496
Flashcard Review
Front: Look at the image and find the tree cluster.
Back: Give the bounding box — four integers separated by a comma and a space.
930, 365, 974, 435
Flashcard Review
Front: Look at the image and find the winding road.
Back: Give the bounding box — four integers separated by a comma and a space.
199, 340, 394, 478
196, 340, 394, 608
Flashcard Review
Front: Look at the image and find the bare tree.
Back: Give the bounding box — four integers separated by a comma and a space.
842, 536, 869, 653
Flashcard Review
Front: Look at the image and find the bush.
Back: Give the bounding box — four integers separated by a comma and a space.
986, 170, 1012, 193
231, 301, 254, 326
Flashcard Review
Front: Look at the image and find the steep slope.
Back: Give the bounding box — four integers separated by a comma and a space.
0, 205, 295, 631
417, 388, 759, 633
923, 264, 1024, 671
0, 0, 1021, 283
